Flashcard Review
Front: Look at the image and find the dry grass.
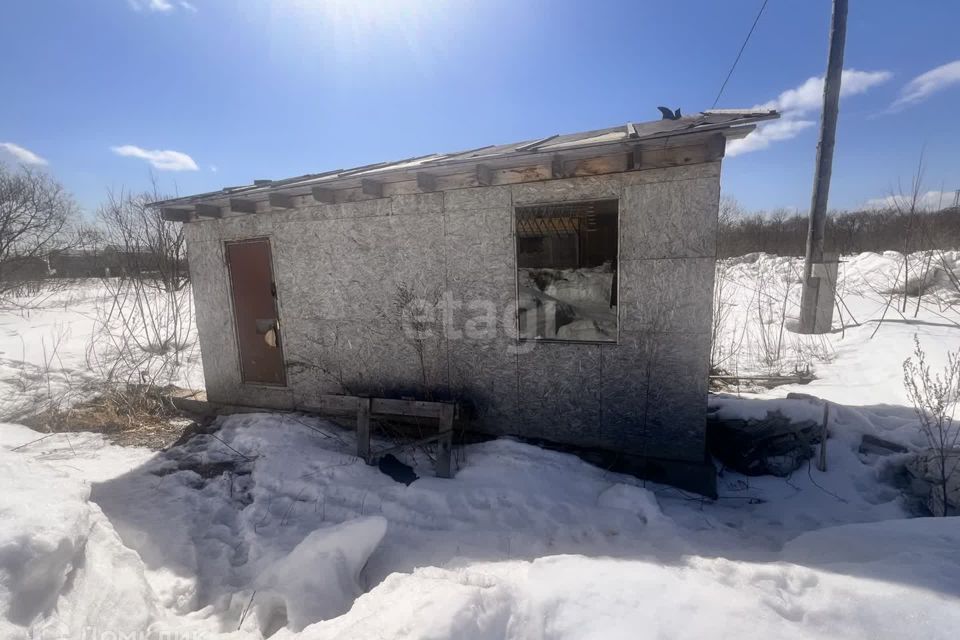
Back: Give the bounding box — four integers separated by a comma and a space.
21, 386, 193, 449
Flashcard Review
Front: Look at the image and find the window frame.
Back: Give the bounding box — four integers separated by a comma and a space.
512, 197, 621, 346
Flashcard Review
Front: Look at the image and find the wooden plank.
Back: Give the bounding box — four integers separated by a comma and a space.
371, 398, 446, 419
229, 198, 258, 214
361, 178, 383, 198
436, 403, 455, 479
568, 155, 628, 177
268, 192, 295, 209
416, 172, 437, 192
194, 203, 223, 218
638, 140, 724, 170
254, 179, 273, 186
160, 207, 192, 222
311, 187, 337, 204
516, 134, 558, 152
356, 397, 371, 463
371, 433, 445, 460
316, 393, 365, 412
476, 164, 493, 186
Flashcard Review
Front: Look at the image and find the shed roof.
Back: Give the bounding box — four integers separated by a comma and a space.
152, 109, 777, 214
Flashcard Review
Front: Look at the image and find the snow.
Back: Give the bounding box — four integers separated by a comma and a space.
518, 264, 616, 341
715, 250, 960, 406
4, 409, 957, 639
1, 251, 959, 638
255, 517, 388, 632
0, 281, 203, 419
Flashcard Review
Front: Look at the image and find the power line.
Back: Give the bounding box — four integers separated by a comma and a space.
711, 0, 771, 109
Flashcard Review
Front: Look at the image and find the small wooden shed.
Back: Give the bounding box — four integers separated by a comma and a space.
154, 110, 776, 484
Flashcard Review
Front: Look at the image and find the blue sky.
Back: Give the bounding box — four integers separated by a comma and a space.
1, 0, 958, 215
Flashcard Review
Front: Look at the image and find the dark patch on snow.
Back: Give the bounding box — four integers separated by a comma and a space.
378, 454, 418, 486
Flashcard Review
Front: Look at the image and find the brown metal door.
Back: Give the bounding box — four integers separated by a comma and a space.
225, 238, 286, 385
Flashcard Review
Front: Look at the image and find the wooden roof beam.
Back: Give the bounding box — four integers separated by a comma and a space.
194, 203, 223, 218
416, 172, 438, 192
229, 198, 258, 214
550, 155, 568, 179
268, 192, 296, 209
312, 187, 336, 204
161, 208, 193, 222
361, 178, 383, 198
476, 164, 493, 186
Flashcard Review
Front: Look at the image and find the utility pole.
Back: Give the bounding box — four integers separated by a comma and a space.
799, 0, 848, 334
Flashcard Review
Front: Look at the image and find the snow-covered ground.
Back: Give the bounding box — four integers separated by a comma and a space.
714, 250, 960, 405
1, 251, 959, 639
0, 281, 202, 420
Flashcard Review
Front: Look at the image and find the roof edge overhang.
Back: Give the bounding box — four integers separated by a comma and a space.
152, 110, 778, 219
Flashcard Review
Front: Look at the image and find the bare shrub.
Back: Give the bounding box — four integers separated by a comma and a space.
751, 262, 795, 373
710, 260, 735, 373
86, 188, 195, 397
903, 336, 960, 516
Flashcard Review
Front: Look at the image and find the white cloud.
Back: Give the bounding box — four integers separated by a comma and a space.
728, 69, 892, 157
757, 69, 892, 113
726, 119, 816, 157
891, 60, 960, 110
0, 142, 48, 166
111, 145, 199, 171
864, 190, 957, 211
128, 0, 196, 13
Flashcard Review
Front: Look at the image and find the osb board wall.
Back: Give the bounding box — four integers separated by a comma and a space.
184, 161, 721, 462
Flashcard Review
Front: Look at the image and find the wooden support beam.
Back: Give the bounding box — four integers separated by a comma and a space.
436, 403, 455, 479
311, 187, 336, 204
550, 155, 567, 179
194, 203, 223, 218
630, 139, 726, 171
416, 172, 437, 192
370, 398, 445, 419
707, 133, 726, 159
268, 192, 295, 209
361, 178, 383, 198
476, 164, 493, 186
356, 397, 371, 463
160, 208, 193, 222
228, 198, 258, 214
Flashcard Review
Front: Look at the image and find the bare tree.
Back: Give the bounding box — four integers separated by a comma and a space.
903, 336, 960, 516
888, 152, 928, 313
97, 187, 188, 291
0, 164, 79, 302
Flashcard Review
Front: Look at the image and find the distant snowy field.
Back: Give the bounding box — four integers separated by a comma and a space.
1, 251, 959, 639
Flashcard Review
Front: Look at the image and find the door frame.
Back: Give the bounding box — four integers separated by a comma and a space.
224, 236, 287, 386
